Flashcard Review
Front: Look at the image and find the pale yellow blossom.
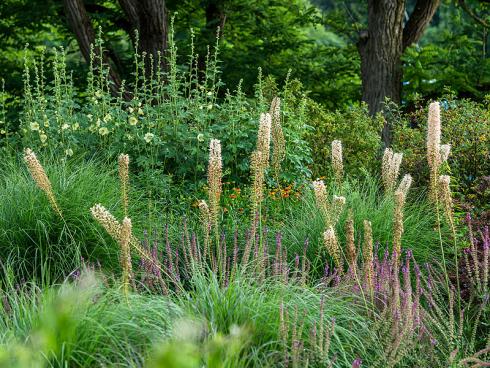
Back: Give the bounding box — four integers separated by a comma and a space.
128, 116, 138, 126
99, 127, 109, 136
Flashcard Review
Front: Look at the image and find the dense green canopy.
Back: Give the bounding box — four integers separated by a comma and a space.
0, 0, 488, 117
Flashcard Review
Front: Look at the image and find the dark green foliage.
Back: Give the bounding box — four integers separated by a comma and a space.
18, 37, 313, 193
305, 102, 384, 178
391, 94, 490, 211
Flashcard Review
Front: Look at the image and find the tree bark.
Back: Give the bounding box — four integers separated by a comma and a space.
62, 0, 123, 95
358, 0, 440, 145
205, 0, 226, 40
118, 0, 168, 73
358, 0, 405, 144
403, 0, 441, 49
197, 0, 226, 71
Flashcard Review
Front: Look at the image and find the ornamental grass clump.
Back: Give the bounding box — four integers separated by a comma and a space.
23, 148, 62, 217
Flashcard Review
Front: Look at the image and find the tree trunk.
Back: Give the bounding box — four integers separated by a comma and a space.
358, 0, 405, 115
62, 0, 123, 95
197, 0, 226, 71
205, 0, 226, 40
118, 0, 168, 73
358, 0, 440, 145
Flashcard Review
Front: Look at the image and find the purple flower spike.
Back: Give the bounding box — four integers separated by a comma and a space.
483, 227, 489, 249
352, 357, 362, 368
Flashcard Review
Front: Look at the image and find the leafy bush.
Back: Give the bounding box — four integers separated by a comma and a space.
305, 102, 383, 178
18, 31, 312, 194
391, 94, 490, 209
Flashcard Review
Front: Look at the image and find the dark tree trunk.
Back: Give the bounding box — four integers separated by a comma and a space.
118, 0, 168, 73
62, 0, 123, 95
358, 0, 440, 145
358, 0, 405, 114
205, 0, 226, 39
196, 0, 226, 72
358, 0, 405, 145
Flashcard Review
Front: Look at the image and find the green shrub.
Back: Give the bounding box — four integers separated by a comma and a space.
18, 31, 313, 194
305, 102, 383, 178
391, 94, 490, 209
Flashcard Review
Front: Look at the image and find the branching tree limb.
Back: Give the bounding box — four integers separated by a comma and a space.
403, 0, 441, 49
62, 0, 123, 95
458, 0, 489, 28
117, 0, 168, 73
